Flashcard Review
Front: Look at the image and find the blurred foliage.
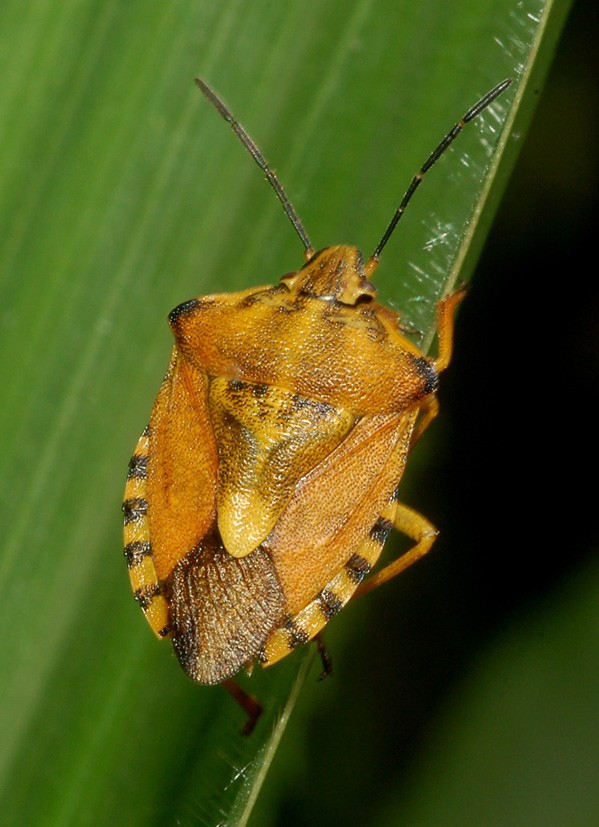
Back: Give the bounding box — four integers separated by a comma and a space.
1, 0, 592, 824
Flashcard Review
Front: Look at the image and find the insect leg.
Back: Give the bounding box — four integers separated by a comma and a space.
409, 286, 465, 445
354, 502, 438, 599
314, 633, 333, 680
221, 678, 263, 736
432, 287, 466, 374
410, 395, 439, 448
350, 287, 463, 597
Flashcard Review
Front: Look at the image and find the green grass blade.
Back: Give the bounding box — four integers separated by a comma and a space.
0, 0, 571, 824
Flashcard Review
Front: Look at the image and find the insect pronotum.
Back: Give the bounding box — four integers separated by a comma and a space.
123, 76, 512, 733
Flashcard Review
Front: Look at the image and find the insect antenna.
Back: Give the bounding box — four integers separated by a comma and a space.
365, 78, 513, 276
195, 78, 315, 259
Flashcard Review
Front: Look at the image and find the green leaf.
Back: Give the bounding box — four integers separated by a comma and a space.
0, 0, 570, 824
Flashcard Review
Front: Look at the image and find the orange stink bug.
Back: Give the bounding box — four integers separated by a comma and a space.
123, 77, 512, 732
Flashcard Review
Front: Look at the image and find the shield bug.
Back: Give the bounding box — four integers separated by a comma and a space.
123, 77, 512, 732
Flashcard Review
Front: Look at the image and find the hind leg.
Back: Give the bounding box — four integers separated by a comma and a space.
354, 501, 438, 599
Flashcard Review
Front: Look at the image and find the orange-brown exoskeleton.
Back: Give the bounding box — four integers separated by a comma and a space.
123, 77, 512, 732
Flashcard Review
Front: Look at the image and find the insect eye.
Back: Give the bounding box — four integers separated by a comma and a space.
279, 272, 299, 290
354, 281, 377, 302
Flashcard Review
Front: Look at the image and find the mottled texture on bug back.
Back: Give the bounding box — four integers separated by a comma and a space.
208, 376, 356, 559
169, 247, 437, 416
265, 408, 417, 615
124, 244, 448, 684
146, 348, 218, 582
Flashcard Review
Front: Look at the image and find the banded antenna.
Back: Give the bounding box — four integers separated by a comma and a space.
195, 77, 513, 273
195, 78, 314, 259
365, 78, 512, 276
